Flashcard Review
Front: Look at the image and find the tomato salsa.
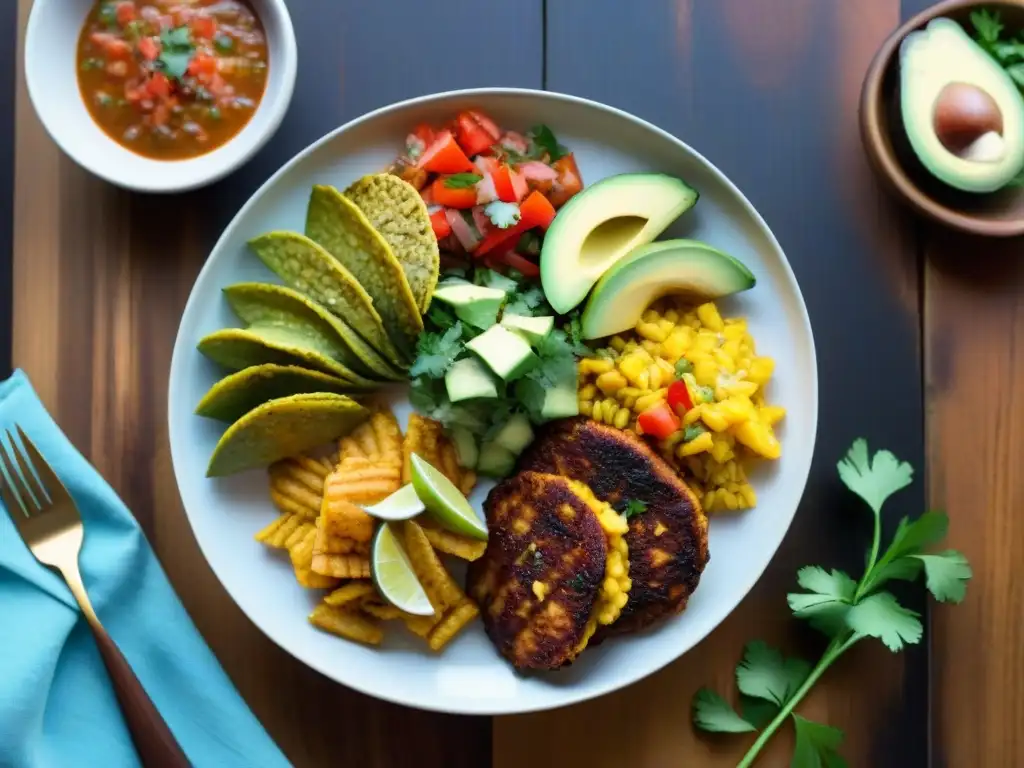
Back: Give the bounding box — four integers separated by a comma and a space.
76, 1, 269, 161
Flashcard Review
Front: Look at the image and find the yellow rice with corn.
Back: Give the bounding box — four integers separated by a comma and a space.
576, 298, 784, 513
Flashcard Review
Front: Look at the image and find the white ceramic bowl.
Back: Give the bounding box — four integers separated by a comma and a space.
24, 0, 297, 193
168, 89, 818, 714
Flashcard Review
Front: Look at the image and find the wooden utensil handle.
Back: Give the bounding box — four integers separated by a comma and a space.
89, 621, 192, 767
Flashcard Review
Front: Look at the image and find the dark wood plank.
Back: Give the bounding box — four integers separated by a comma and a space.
14, 1, 543, 765
0, 0, 13, 379
496, 1, 926, 765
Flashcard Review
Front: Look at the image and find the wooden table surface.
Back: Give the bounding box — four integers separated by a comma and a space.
5, 1, 1022, 765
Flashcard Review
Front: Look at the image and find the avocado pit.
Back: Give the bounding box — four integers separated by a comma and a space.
933, 82, 1005, 161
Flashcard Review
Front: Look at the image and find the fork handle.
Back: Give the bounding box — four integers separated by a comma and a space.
87, 621, 192, 768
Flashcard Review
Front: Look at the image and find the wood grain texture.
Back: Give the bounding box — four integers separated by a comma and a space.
13, 1, 542, 765
495, 1, 927, 766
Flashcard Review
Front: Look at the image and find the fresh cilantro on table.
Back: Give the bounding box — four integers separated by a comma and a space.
527, 124, 568, 161
691, 439, 972, 767
157, 26, 195, 80
443, 173, 482, 189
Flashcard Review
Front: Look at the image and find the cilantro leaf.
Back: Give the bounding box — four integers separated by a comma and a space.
527, 329, 578, 387
863, 512, 949, 592
971, 8, 1004, 44
735, 640, 810, 706
837, 439, 913, 516
527, 124, 568, 161
791, 715, 847, 768
994, 40, 1024, 62
867, 556, 923, 588
845, 592, 922, 652
619, 499, 647, 519
787, 567, 856, 636
504, 284, 548, 318
426, 303, 458, 331
409, 322, 463, 378
741, 697, 779, 731
444, 173, 482, 189
514, 377, 547, 424
473, 268, 518, 293
692, 689, 756, 733
912, 550, 972, 603
156, 26, 195, 80
484, 201, 521, 229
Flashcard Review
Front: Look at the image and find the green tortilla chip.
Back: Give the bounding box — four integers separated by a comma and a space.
223, 283, 405, 382
197, 327, 377, 386
196, 364, 368, 423
206, 393, 369, 477
305, 185, 423, 355
247, 231, 405, 366
344, 174, 440, 313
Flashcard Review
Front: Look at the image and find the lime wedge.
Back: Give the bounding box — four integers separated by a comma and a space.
409, 453, 488, 541
371, 523, 434, 616
363, 483, 426, 521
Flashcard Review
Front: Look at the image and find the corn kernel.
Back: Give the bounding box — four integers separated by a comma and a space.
636, 369, 651, 391
664, 309, 679, 324
678, 432, 713, 456
734, 420, 781, 459
596, 370, 628, 395
580, 358, 614, 376
760, 405, 787, 425
579, 400, 593, 417
609, 336, 626, 352
613, 409, 631, 429
634, 393, 665, 413
648, 363, 663, 390
701, 405, 731, 432
722, 380, 759, 399
641, 309, 660, 324
590, 400, 603, 422
710, 436, 734, 463
748, 357, 775, 385
578, 383, 597, 401
619, 353, 647, 385
637, 322, 667, 342
694, 359, 718, 387
697, 303, 724, 331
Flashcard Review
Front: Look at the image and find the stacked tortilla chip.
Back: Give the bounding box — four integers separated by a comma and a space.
195, 174, 440, 477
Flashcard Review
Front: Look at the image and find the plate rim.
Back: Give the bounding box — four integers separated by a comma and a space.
168, 87, 819, 715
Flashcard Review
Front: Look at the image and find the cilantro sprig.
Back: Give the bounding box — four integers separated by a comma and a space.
527, 124, 568, 161
692, 439, 971, 767
157, 26, 195, 80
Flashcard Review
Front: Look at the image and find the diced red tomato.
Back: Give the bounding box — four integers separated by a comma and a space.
667, 379, 694, 416
500, 250, 540, 278
491, 163, 521, 203
115, 2, 137, 25
548, 153, 583, 208
430, 209, 452, 240
146, 72, 171, 99
187, 53, 218, 80
431, 176, 478, 209
637, 402, 681, 440
510, 169, 529, 201
137, 36, 160, 61
190, 15, 217, 40
411, 123, 435, 145
519, 190, 557, 230
417, 130, 474, 174
474, 191, 556, 255
454, 110, 501, 157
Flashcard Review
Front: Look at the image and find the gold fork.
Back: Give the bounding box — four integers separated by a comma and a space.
0, 426, 190, 768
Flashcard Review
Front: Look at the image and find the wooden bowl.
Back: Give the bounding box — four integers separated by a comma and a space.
860, 0, 1024, 237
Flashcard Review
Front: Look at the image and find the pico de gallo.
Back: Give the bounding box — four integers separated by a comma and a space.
76, 1, 268, 161
386, 111, 584, 278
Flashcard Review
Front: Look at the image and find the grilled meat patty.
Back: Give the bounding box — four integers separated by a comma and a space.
467, 471, 628, 670
516, 417, 709, 636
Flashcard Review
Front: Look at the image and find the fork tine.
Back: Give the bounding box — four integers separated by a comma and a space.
8, 429, 48, 511
14, 426, 55, 506
0, 434, 30, 518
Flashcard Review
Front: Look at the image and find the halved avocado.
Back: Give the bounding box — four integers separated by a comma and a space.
900, 18, 1024, 193
580, 239, 755, 340
540, 173, 698, 313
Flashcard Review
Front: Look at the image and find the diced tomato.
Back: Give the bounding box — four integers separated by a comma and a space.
187, 53, 218, 80
491, 163, 520, 203
430, 209, 452, 240
667, 379, 694, 416
419, 184, 436, 206
510, 169, 529, 201
454, 110, 501, 157
146, 72, 171, 99
500, 250, 540, 278
431, 176, 478, 208
548, 153, 583, 208
411, 123, 435, 145
115, 2, 136, 25
190, 15, 217, 40
138, 36, 160, 61
417, 130, 474, 174
519, 190, 557, 230
90, 32, 133, 59
637, 402, 681, 440
474, 191, 556, 255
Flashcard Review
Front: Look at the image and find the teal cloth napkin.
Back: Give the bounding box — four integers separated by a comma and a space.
0, 370, 290, 768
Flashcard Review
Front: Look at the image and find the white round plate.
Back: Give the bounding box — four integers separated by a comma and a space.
168, 88, 818, 715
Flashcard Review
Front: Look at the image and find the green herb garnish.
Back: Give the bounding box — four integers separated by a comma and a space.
80, 58, 104, 71
691, 439, 972, 767
484, 201, 521, 229
527, 124, 567, 161
971, 9, 1024, 93
208, 107, 222, 120
682, 424, 705, 443
444, 173, 482, 189
214, 34, 235, 53
99, 3, 118, 27
409, 322, 464, 378
674, 358, 693, 376
619, 499, 648, 520
157, 26, 195, 80
95, 92, 113, 107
